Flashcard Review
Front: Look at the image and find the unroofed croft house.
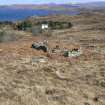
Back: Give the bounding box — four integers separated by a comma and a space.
41, 24, 49, 30
31, 26, 42, 35
63, 45, 82, 57
31, 23, 49, 35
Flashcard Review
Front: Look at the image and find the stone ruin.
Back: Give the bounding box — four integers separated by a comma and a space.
31, 40, 49, 52
63, 48, 82, 57
31, 40, 82, 58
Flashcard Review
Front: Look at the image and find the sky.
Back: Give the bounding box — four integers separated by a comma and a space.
0, 0, 105, 5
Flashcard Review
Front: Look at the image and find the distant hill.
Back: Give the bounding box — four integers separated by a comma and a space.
77, 1, 105, 9
1, 2, 105, 21
0, 4, 79, 10
1, 1, 105, 11
1, 2, 105, 10
0, 4, 79, 21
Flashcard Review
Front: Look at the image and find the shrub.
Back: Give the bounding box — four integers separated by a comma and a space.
17, 21, 32, 30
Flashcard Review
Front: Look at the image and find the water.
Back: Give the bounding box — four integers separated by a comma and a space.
0, 8, 79, 21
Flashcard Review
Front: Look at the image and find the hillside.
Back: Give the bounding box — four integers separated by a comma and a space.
0, 8, 105, 105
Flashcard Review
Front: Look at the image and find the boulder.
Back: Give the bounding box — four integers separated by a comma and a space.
31, 42, 48, 52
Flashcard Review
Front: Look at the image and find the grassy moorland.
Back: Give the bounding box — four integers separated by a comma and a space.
0, 9, 105, 105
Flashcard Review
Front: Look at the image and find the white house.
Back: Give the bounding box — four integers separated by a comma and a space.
41, 24, 48, 30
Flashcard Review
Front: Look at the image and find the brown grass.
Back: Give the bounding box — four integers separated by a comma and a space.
0, 11, 105, 105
